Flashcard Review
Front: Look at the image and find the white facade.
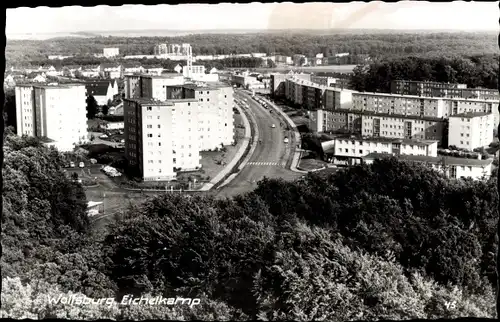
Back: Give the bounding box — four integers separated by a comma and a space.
448, 112, 494, 150
15, 84, 88, 152
103, 48, 120, 58
100, 121, 124, 130
124, 98, 202, 181
321, 136, 438, 159
361, 114, 444, 141
364, 154, 492, 181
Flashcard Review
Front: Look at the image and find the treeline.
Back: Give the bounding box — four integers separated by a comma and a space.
25, 56, 266, 70
6, 32, 497, 65
1, 133, 497, 319
350, 54, 499, 92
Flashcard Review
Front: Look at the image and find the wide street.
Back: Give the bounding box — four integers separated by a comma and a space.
214, 90, 302, 198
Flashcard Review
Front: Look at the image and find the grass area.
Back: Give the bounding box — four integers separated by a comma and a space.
298, 156, 329, 171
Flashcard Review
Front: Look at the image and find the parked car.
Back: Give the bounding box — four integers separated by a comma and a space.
284, 137, 289, 144
90, 158, 97, 164
99, 134, 108, 139
70, 161, 75, 168
79, 162, 85, 168
271, 124, 276, 128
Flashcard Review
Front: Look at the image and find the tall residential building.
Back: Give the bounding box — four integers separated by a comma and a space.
103, 48, 120, 58
15, 83, 88, 151
124, 98, 202, 181
166, 83, 235, 150
448, 112, 494, 150
124, 74, 185, 100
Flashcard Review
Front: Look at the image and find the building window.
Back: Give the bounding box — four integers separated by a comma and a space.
158, 124, 161, 128
147, 107, 152, 111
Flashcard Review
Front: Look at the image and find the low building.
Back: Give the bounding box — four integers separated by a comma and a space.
99, 63, 123, 79
145, 66, 164, 76
321, 135, 438, 166
99, 121, 124, 130
103, 47, 120, 58
85, 81, 115, 106
123, 63, 145, 74
448, 112, 494, 150
363, 153, 493, 181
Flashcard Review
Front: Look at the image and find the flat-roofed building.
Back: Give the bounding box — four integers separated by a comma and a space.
320, 134, 439, 166
390, 80, 467, 96
363, 153, 493, 181
103, 47, 120, 58
124, 98, 202, 181
15, 83, 88, 151
124, 73, 185, 100
448, 112, 494, 150
351, 92, 447, 118
166, 83, 235, 150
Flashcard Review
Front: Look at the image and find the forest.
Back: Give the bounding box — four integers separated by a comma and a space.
6, 32, 497, 66
349, 54, 499, 92
1, 132, 497, 319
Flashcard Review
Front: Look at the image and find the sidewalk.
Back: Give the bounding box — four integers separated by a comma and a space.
260, 97, 308, 174
199, 101, 253, 191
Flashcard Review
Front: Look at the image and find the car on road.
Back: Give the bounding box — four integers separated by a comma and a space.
79, 162, 85, 168
284, 137, 289, 144
271, 124, 276, 128
99, 134, 108, 139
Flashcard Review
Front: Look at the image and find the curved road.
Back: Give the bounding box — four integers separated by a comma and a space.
215, 90, 302, 198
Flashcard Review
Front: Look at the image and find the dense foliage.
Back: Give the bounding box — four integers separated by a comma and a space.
350, 54, 499, 92
6, 32, 497, 66
2, 133, 498, 319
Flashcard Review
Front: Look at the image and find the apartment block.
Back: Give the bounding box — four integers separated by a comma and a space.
15, 83, 88, 152
124, 98, 202, 181
360, 111, 445, 142
271, 73, 310, 99
442, 98, 496, 126
124, 74, 185, 100
309, 109, 350, 133
351, 92, 447, 118
321, 135, 438, 166
390, 80, 467, 96
310, 76, 350, 89
166, 83, 235, 150
324, 88, 354, 111
448, 112, 494, 150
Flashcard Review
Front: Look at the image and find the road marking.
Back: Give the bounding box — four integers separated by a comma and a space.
246, 161, 286, 167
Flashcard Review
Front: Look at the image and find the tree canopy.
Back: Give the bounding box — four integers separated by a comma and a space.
2, 133, 497, 319
350, 54, 499, 92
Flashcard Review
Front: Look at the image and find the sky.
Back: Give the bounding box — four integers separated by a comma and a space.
6, 1, 499, 35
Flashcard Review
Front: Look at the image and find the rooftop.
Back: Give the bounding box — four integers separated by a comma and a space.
326, 108, 445, 122
449, 112, 492, 118
363, 152, 493, 167
324, 134, 438, 146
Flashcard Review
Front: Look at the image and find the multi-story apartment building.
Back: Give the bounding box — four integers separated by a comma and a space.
391, 80, 498, 100
359, 111, 445, 142
448, 112, 494, 150
166, 83, 235, 150
390, 80, 467, 96
310, 76, 350, 89
103, 48, 120, 58
154, 43, 169, 55
310, 109, 446, 143
124, 74, 185, 100
323, 88, 353, 111
363, 153, 493, 181
351, 92, 447, 118
124, 98, 202, 181
320, 135, 438, 166
15, 83, 88, 151
270, 73, 311, 99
